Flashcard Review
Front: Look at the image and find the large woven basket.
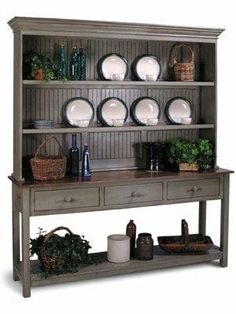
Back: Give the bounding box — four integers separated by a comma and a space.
38, 226, 73, 271
30, 135, 66, 181
158, 219, 214, 253
169, 44, 195, 81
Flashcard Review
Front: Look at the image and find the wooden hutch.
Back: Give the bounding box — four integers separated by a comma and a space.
8, 17, 232, 297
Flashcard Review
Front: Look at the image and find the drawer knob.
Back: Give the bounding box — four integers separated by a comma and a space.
130, 192, 144, 198
64, 196, 73, 202
192, 186, 200, 192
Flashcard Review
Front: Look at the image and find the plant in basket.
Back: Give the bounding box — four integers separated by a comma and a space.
30, 54, 55, 81
168, 139, 199, 171
30, 227, 92, 277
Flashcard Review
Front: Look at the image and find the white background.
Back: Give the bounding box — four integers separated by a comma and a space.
0, 0, 235, 312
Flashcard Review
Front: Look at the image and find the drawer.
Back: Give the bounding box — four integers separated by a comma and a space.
105, 183, 163, 206
33, 187, 99, 211
167, 178, 220, 200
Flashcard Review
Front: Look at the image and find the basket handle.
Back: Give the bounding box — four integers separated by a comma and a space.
34, 135, 64, 160
181, 219, 189, 245
169, 44, 194, 67
43, 226, 73, 243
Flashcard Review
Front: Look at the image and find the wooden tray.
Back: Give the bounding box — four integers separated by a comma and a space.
158, 219, 214, 253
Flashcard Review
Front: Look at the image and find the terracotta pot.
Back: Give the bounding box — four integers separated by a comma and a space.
179, 162, 199, 171
34, 69, 45, 80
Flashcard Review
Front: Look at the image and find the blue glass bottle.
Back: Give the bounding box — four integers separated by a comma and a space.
57, 44, 67, 80
69, 134, 79, 176
81, 145, 91, 177
78, 48, 86, 80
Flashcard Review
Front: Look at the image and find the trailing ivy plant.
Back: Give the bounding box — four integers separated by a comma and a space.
30, 227, 96, 277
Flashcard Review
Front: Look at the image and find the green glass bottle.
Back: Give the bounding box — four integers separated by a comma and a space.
78, 48, 86, 80
57, 44, 67, 80
70, 46, 79, 80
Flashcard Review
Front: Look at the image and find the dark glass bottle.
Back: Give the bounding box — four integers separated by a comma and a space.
126, 220, 136, 258
57, 44, 67, 80
81, 145, 91, 177
78, 48, 86, 80
137, 233, 153, 260
70, 46, 79, 80
69, 134, 80, 176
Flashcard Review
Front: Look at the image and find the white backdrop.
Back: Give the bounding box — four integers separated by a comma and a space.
0, 0, 235, 312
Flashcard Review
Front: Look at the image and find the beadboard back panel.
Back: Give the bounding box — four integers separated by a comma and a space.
21, 35, 215, 176
22, 128, 199, 174
23, 87, 200, 125
23, 36, 204, 81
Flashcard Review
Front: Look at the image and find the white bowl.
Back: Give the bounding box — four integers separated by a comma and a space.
76, 119, 90, 127
111, 119, 124, 127
144, 74, 156, 82
147, 118, 159, 125
181, 117, 192, 125
109, 73, 124, 81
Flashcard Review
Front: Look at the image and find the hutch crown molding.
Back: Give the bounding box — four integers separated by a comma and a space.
8, 16, 232, 297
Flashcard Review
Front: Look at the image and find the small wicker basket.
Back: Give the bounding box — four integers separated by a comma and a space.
179, 162, 199, 172
169, 44, 195, 81
30, 135, 66, 181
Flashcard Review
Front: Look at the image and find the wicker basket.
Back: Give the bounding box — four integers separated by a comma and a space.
169, 44, 195, 81
30, 136, 66, 181
39, 226, 73, 272
179, 162, 199, 172
158, 219, 214, 253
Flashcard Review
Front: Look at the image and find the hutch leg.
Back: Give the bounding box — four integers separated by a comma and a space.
12, 185, 20, 281
21, 189, 31, 298
198, 201, 207, 235
220, 174, 230, 267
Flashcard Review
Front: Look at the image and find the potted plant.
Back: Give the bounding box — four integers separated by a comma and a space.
30, 54, 55, 81
30, 226, 92, 277
196, 139, 215, 170
168, 139, 199, 171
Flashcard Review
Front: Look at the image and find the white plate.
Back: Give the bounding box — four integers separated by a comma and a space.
98, 54, 128, 81
131, 97, 160, 125
63, 97, 94, 127
165, 97, 192, 124
132, 55, 161, 81
97, 98, 128, 126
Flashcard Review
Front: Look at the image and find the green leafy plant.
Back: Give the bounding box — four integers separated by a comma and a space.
30, 54, 55, 81
30, 227, 92, 277
196, 139, 215, 170
168, 139, 199, 165
168, 138, 215, 170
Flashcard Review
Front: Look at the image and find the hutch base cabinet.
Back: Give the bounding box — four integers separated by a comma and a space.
8, 17, 233, 297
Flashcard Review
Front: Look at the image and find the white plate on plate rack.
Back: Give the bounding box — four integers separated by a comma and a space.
62, 97, 94, 127
131, 55, 161, 81
97, 53, 128, 81
165, 97, 192, 124
130, 97, 161, 126
97, 97, 128, 127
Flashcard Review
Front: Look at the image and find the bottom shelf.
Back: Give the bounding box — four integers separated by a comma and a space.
17, 246, 222, 287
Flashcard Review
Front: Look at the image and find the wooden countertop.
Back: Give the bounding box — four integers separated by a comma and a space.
8, 168, 233, 188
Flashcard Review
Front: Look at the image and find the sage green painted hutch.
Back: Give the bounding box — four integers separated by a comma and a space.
8, 17, 233, 297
